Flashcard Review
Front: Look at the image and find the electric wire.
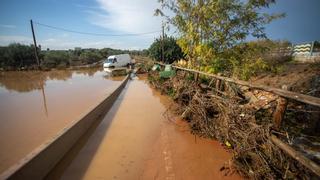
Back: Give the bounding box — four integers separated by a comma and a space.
33, 21, 161, 37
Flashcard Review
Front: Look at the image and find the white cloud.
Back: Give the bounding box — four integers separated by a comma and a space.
0, 35, 32, 45
0, 35, 143, 50
90, 0, 163, 34
43, 38, 57, 43
74, 3, 101, 10
39, 37, 136, 50
0, 0, 167, 50
0, 24, 16, 29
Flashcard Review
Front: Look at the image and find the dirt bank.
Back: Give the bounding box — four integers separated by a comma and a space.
252, 62, 320, 94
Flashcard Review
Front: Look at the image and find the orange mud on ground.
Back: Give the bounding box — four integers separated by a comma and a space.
51, 75, 241, 180
141, 119, 239, 180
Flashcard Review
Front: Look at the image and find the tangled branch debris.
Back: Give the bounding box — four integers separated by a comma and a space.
148, 70, 317, 179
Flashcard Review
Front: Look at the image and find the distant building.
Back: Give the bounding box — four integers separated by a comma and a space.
74, 47, 82, 51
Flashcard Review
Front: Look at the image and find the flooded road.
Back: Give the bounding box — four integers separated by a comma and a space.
49, 75, 240, 180
0, 68, 124, 173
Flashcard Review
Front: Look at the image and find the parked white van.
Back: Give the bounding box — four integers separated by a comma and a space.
103, 54, 131, 68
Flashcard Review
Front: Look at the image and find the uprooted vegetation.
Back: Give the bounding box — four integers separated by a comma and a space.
148, 70, 319, 179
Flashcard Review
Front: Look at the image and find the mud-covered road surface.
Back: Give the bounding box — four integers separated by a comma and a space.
47, 75, 241, 180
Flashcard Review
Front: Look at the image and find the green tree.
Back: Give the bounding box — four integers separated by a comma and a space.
227, 39, 291, 79
148, 36, 184, 63
156, 0, 284, 77
79, 51, 102, 64
43, 51, 70, 68
0, 43, 36, 68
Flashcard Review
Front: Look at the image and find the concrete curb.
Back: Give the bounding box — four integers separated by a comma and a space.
0, 75, 130, 180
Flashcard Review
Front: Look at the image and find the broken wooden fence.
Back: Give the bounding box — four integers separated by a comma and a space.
156, 62, 320, 176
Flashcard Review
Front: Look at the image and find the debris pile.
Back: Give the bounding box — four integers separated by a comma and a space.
148, 70, 317, 179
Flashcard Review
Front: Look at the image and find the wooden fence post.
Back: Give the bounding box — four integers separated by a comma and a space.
271, 135, 320, 177
183, 71, 187, 78
195, 72, 199, 82
273, 85, 289, 130
215, 73, 221, 92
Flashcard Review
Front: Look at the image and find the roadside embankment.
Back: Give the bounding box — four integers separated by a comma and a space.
148, 67, 320, 179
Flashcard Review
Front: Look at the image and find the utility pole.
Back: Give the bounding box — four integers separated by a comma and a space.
161, 23, 165, 63
30, 19, 40, 68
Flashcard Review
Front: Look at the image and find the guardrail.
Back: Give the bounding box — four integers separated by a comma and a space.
156, 62, 320, 176
0, 75, 130, 180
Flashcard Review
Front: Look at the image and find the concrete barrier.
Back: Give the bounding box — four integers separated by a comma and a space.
0, 75, 130, 180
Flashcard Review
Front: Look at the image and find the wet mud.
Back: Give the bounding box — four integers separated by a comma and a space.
51, 75, 241, 180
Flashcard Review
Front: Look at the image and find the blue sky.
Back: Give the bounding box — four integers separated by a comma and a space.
0, 0, 319, 50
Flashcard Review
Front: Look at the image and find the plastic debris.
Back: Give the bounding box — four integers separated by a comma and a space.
152, 64, 160, 71
159, 65, 176, 78
225, 141, 232, 148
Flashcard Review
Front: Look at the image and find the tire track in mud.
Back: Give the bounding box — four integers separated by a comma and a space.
160, 126, 175, 180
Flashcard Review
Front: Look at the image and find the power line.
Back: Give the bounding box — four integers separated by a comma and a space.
33, 21, 161, 37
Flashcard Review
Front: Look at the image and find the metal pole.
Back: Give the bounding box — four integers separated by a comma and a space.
30, 19, 40, 68
310, 41, 315, 56
161, 23, 165, 63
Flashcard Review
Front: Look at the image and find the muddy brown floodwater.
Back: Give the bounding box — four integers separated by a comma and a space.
0, 68, 124, 174
48, 75, 241, 180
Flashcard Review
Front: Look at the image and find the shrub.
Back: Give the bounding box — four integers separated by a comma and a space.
149, 36, 185, 64
0, 43, 36, 69
43, 51, 70, 68
226, 40, 292, 80
79, 51, 102, 64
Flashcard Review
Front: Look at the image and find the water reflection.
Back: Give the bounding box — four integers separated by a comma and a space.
75, 67, 101, 77
0, 68, 122, 93
103, 67, 113, 73
103, 67, 129, 77
41, 85, 48, 117
0, 70, 72, 93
